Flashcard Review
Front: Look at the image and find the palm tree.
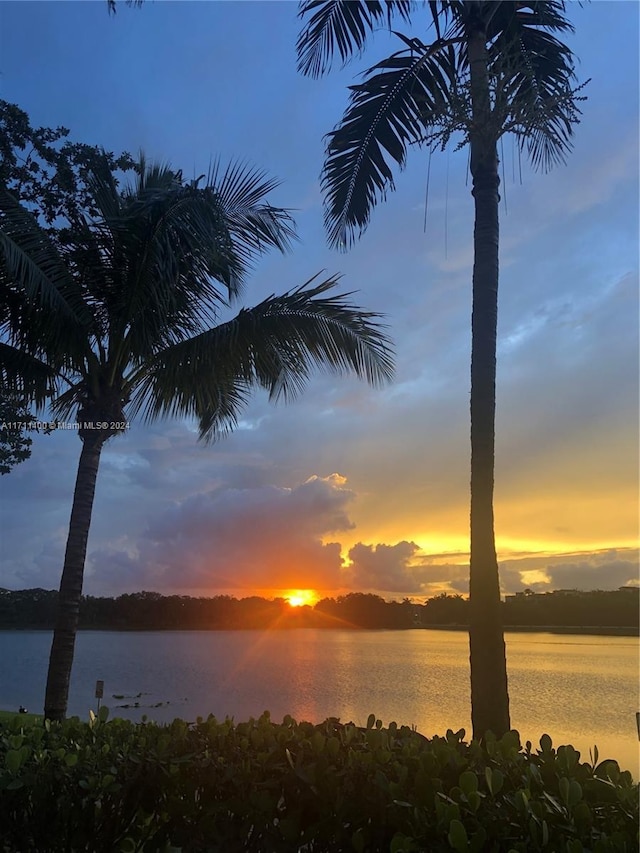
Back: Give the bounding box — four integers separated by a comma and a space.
297, 0, 585, 739
0, 156, 394, 721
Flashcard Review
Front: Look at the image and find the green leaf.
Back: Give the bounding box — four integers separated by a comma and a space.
5, 749, 23, 773
390, 832, 415, 853
459, 770, 478, 796
327, 736, 340, 759
514, 789, 530, 815
485, 766, 503, 796
539, 733, 553, 752
352, 828, 365, 853
447, 819, 468, 853
311, 730, 326, 753
500, 730, 521, 753
594, 759, 620, 783
573, 802, 591, 828
568, 779, 582, 807
466, 791, 481, 812
469, 826, 487, 853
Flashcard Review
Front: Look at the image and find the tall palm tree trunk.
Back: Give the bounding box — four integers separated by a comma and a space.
467, 25, 510, 740
44, 433, 105, 721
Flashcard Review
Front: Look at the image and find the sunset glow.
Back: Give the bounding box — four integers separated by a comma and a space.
286, 590, 317, 608
0, 2, 636, 605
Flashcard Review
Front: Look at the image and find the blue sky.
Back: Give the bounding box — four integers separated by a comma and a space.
0, 0, 638, 600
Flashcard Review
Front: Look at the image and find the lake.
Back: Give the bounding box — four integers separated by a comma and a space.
1, 628, 637, 777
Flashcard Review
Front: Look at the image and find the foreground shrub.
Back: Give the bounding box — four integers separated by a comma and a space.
1, 709, 637, 852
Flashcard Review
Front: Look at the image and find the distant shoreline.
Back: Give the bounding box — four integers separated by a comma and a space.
2, 625, 638, 637
423, 625, 639, 637
4, 589, 637, 635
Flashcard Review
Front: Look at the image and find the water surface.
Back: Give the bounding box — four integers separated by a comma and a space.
1, 628, 637, 776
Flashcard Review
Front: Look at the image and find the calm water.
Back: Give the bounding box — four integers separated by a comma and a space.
1, 629, 637, 776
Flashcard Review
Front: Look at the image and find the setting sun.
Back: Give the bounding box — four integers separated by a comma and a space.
285, 590, 317, 608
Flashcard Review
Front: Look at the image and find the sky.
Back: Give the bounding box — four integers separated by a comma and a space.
0, 0, 638, 602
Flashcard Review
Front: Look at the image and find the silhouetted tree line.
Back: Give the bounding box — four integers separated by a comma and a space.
0, 587, 637, 631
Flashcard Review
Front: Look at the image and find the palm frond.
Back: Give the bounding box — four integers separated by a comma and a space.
49, 379, 91, 422
65, 163, 125, 330
105, 164, 246, 365
0, 190, 95, 376
129, 156, 181, 197
83, 152, 123, 223
0, 343, 58, 407
297, 0, 413, 78
113, 157, 300, 367
491, 2, 583, 171
205, 160, 298, 286
128, 273, 394, 441
121, 183, 233, 301
322, 38, 457, 248
0, 189, 89, 322
107, 0, 144, 15
112, 157, 296, 355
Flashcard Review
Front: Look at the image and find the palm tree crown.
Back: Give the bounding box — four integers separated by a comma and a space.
1, 152, 394, 720
298, 0, 586, 248
1, 155, 393, 441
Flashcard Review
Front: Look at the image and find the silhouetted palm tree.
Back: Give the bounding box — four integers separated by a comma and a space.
0, 156, 394, 720
298, 0, 585, 738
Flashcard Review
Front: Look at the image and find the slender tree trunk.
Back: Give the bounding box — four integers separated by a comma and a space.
44, 433, 105, 721
467, 25, 510, 740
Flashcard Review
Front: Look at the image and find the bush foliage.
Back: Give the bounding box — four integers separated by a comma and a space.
1, 710, 637, 852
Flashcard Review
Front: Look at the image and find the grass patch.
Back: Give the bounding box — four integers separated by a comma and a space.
0, 708, 42, 726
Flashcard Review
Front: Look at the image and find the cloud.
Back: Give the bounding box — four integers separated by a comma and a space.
497, 549, 640, 594
343, 542, 475, 598
346, 541, 421, 592
87, 474, 355, 595
545, 559, 639, 592
531, 130, 638, 219
341, 546, 640, 599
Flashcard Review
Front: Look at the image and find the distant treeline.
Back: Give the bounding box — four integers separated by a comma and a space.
0, 587, 638, 632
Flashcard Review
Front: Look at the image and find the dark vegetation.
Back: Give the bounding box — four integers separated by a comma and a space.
0, 394, 35, 474
1, 709, 636, 852
0, 99, 137, 474
1, 587, 637, 632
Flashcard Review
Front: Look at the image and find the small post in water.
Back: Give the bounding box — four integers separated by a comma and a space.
95, 679, 104, 713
